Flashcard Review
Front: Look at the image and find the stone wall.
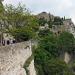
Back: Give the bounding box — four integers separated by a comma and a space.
0, 41, 36, 75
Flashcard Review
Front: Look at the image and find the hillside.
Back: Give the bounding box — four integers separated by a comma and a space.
37, 12, 75, 37
0, 1, 75, 75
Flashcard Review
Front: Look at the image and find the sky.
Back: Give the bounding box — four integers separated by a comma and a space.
2, 0, 75, 24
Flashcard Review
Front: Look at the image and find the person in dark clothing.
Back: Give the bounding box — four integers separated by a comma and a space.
7, 40, 10, 45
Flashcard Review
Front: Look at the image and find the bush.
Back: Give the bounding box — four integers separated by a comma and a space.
10, 27, 35, 42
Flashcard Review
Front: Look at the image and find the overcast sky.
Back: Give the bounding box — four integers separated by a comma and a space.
2, 0, 75, 24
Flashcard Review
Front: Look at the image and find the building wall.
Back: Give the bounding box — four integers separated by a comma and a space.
37, 12, 50, 21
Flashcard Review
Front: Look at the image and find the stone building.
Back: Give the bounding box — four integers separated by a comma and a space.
50, 24, 65, 34
37, 12, 54, 21
63, 19, 75, 32
63, 19, 75, 37
49, 18, 75, 36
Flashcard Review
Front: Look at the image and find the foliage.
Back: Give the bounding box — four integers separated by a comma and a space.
9, 27, 35, 42
48, 21, 53, 28
23, 54, 34, 75
53, 17, 63, 25
1, 2, 75, 75
25, 15, 39, 32
5, 3, 30, 28
34, 31, 75, 75
0, 1, 4, 14
38, 29, 53, 38
43, 59, 68, 75
39, 34, 59, 57
57, 31, 75, 52
5, 3, 39, 42
38, 18, 47, 26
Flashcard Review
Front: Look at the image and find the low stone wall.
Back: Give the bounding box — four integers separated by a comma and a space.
0, 41, 34, 75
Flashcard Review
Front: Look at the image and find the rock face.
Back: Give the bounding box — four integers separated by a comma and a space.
0, 41, 36, 75
28, 60, 36, 75
64, 52, 71, 64
37, 12, 54, 21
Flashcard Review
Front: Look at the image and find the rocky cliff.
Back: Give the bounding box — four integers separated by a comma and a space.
0, 41, 36, 75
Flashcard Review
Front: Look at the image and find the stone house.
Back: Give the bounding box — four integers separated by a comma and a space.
50, 24, 65, 34
63, 19, 75, 37
37, 12, 54, 21
50, 19, 75, 36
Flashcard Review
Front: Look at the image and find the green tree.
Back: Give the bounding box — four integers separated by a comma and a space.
5, 3, 30, 28
43, 59, 70, 75
5, 3, 39, 42
9, 27, 35, 42
53, 17, 63, 25
38, 18, 47, 26
0, 0, 4, 15
34, 31, 75, 75
38, 29, 53, 38
57, 32, 75, 52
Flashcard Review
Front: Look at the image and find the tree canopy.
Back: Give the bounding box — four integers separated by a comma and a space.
5, 3, 39, 42
34, 30, 75, 75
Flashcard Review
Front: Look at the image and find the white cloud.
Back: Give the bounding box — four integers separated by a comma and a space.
57, 0, 72, 12
3, 0, 19, 5
2, 0, 75, 24
70, 12, 75, 24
